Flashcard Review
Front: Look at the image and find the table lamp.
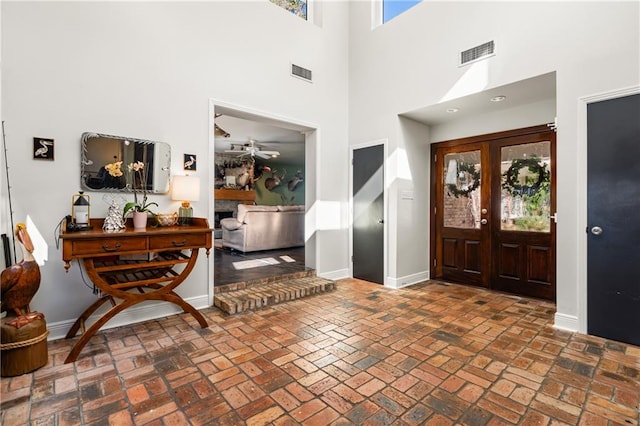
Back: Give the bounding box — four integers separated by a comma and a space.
171, 175, 200, 225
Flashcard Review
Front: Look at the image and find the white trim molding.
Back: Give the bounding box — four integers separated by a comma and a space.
387, 270, 430, 289
319, 268, 350, 282
554, 312, 579, 333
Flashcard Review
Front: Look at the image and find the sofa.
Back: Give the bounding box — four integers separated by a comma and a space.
220, 204, 305, 252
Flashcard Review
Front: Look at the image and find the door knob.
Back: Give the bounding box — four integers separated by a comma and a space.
480, 219, 488, 225
377, 219, 384, 224
591, 226, 603, 235
481, 208, 488, 214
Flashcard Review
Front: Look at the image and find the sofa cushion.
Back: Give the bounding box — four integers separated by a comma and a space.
220, 217, 243, 231
276, 205, 305, 212
237, 204, 278, 223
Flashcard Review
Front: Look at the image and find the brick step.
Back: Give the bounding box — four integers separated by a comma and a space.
213, 276, 336, 315
215, 268, 317, 294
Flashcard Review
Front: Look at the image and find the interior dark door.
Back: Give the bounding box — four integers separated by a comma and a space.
353, 144, 384, 284
587, 93, 640, 346
434, 143, 490, 287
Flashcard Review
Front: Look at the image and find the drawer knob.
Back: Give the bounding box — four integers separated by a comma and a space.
101, 242, 122, 252
172, 239, 187, 247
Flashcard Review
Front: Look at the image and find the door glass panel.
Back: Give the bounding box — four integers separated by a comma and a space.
443, 150, 481, 229
500, 141, 551, 232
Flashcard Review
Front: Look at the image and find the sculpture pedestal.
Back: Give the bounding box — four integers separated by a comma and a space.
1, 316, 48, 376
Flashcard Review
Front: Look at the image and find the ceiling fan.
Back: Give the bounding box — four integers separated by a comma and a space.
214, 113, 231, 138
225, 139, 280, 160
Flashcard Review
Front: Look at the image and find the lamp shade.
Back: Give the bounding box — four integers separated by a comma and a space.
171, 175, 200, 202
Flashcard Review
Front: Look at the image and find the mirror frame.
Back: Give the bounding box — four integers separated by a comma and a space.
81, 132, 171, 194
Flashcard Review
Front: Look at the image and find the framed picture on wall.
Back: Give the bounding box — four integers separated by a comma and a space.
33, 137, 54, 160
184, 154, 196, 171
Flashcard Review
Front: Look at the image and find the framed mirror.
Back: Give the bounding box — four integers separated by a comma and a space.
81, 132, 171, 193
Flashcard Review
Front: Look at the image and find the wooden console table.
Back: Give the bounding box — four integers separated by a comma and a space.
59, 218, 213, 363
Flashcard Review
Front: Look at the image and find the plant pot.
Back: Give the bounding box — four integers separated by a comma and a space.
132, 211, 148, 230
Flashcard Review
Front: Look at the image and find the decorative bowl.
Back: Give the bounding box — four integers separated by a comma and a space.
156, 212, 178, 227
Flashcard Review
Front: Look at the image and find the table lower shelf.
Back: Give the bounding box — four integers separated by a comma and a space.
64, 249, 208, 363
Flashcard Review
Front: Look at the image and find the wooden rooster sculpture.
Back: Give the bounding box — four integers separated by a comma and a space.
1, 223, 43, 328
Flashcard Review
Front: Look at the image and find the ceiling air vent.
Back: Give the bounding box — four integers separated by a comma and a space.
459, 40, 495, 66
291, 63, 312, 83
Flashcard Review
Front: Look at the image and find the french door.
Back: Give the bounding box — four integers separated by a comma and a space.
431, 125, 556, 300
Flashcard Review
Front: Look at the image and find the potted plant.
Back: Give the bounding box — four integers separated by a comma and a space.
122, 161, 158, 229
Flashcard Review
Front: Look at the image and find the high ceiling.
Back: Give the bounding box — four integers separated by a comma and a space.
214, 72, 556, 163
214, 114, 306, 164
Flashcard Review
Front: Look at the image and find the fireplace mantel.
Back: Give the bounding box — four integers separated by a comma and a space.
214, 189, 255, 203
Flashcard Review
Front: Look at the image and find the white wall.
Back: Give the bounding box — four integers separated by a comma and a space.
391, 116, 430, 287
429, 98, 556, 143
1, 1, 350, 337
349, 1, 639, 331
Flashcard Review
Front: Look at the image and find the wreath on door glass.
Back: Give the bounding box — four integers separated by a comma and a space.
501, 157, 550, 197
446, 162, 481, 198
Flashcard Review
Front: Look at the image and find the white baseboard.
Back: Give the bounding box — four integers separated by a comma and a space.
47, 295, 210, 341
553, 312, 579, 332
386, 270, 430, 289
319, 268, 350, 281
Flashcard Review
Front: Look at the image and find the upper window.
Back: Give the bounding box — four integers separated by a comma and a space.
383, 0, 421, 23
270, 0, 308, 20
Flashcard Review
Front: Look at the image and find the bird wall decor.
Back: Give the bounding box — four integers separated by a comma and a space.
184, 155, 196, 170
34, 140, 53, 158
1, 223, 44, 328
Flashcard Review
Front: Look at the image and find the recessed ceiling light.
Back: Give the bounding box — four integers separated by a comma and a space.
446, 108, 460, 113
490, 95, 506, 102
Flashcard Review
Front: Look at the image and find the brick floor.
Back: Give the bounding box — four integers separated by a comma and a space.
1, 279, 639, 425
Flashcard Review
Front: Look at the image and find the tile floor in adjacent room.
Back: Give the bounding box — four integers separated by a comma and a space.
1, 279, 639, 425
214, 246, 307, 287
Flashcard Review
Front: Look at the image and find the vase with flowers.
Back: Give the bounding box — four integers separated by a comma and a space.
121, 161, 158, 229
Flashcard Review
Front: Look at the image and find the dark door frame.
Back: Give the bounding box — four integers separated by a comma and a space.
350, 139, 387, 286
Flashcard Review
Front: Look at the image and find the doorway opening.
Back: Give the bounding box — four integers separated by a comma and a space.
210, 102, 316, 289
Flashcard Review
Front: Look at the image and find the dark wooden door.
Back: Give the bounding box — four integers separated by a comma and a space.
353, 144, 385, 284
490, 132, 556, 300
432, 125, 556, 300
433, 143, 490, 287
587, 93, 640, 346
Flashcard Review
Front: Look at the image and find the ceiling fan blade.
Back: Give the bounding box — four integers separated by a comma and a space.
260, 150, 280, 155
255, 151, 273, 159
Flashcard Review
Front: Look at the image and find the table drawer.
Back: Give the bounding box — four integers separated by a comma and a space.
72, 237, 147, 256
149, 233, 207, 250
